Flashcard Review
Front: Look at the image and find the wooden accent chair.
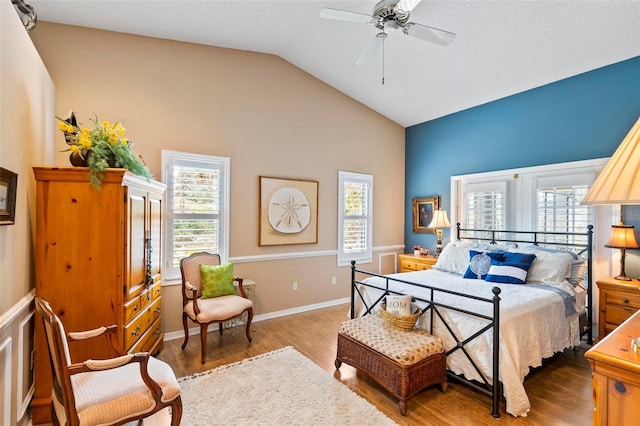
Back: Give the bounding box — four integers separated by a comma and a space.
180, 252, 254, 363
34, 297, 182, 426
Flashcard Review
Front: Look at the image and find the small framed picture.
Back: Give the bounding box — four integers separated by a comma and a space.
412, 196, 439, 234
0, 167, 17, 225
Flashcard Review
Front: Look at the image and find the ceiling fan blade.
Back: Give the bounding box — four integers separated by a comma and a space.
396, 0, 423, 13
319, 8, 372, 24
356, 35, 384, 66
403, 22, 456, 46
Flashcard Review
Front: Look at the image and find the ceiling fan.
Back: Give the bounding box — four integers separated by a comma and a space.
320, 0, 455, 66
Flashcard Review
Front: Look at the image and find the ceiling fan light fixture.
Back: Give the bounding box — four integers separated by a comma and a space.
320, 0, 456, 73
11, 0, 37, 32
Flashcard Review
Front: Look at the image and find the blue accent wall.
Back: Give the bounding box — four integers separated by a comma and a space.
405, 56, 640, 252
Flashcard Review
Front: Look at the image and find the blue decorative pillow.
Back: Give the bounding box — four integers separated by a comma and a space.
502, 251, 537, 266
484, 252, 536, 284
463, 251, 505, 280
484, 261, 531, 284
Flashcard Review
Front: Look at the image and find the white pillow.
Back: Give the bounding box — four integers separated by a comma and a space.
508, 248, 573, 283
386, 295, 412, 316
433, 242, 471, 275
569, 259, 588, 287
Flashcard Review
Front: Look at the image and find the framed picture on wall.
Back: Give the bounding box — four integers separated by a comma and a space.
412, 196, 439, 234
0, 167, 17, 225
259, 176, 319, 246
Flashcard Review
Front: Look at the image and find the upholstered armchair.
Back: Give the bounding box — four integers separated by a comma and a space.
34, 297, 182, 426
180, 252, 254, 363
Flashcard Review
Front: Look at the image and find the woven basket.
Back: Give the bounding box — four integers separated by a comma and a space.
380, 303, 420, 331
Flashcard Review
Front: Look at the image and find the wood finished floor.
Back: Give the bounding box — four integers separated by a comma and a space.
157, 304, 594, 426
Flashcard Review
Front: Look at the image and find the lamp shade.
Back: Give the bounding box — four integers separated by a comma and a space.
428, 209, 451, 228
582, 117, 640, 205
605, 224, 639, 249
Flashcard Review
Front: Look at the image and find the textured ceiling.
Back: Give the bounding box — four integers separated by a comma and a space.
27, 0, 640, 127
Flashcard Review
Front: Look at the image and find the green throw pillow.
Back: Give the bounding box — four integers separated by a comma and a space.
200, 262, 236, 299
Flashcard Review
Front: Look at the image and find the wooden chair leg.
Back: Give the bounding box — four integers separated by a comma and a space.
200, 324, 208, 364
170, 396, 183, 426
245, 308, 253, 342
181, 312, 189, 350
218, 322, 223, 335
51, 403, 60, 426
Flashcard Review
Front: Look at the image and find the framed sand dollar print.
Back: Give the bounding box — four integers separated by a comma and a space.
259, 176, 319, 246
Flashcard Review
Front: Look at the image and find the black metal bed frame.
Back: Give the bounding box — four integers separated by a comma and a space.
349, 224, 593, 418
456, 224, 594, 344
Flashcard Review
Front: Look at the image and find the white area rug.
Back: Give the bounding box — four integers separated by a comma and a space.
178, 346, 398, 425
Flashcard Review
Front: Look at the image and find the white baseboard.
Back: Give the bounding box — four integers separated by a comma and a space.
164, 297, 350, 342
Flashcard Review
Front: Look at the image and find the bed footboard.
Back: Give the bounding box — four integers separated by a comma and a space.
350, 261, 502, 418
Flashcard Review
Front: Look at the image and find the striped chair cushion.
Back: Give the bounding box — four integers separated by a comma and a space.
54, 357, 180, 425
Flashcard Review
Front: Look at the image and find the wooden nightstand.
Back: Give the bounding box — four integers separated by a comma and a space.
585, 310, 640, 425
597, 276, 640, 339
398, 254, 437, 273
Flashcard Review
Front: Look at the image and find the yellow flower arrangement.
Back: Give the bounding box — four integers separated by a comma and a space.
57, 112, 152, 189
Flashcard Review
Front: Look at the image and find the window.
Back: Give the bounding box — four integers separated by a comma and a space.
162, 150, 229, 280
463, 181, 507, 235
452, 159, 604, 243
535, 175, 593, 246
338, 171, 373, 266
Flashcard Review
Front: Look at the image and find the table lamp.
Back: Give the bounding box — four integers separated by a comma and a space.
428, 208, 451, 256
582, 116, 640, 280
605, 223, 639, 281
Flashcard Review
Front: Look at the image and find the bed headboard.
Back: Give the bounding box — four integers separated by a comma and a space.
456, 223, 594, 344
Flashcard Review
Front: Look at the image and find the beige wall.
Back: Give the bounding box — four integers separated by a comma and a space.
1, 2, 55, 424
29, 23, 405, 335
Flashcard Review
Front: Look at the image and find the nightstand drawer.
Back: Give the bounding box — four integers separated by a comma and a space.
400, 259, 420, 271
606, 292, 640, 309
398, 254, 436, 273
597, 277, 640, 340
605, 305, 638, 326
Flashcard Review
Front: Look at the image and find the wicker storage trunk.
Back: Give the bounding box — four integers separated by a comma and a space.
335, 319, 448, 415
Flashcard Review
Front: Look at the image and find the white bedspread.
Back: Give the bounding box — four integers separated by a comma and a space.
355, 268, 581, 417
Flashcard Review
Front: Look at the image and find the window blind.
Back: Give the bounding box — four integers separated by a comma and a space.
338, 171, 373, 266
163, 151, 229, 280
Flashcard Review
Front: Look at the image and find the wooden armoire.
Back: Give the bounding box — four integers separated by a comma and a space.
31, 167, 166, 424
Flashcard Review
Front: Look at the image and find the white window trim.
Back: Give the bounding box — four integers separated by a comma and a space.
451, 158, 609, 231
161, 150, 230, 281
338, 171, 373, 267
450, 158, 615, 280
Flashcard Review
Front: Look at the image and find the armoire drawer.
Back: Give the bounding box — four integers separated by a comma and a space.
124, 297, 141, 323
129, 317, 162, 354
124, 297, 161, 351
150, 282, 162, 301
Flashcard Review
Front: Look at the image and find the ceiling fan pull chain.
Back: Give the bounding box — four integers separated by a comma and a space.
382, 34, 385, 85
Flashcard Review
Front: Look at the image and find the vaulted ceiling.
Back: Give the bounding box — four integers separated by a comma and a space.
27, 0, 640, 127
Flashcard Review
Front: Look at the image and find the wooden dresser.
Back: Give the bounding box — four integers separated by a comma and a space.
31, 167, 166, 424
398, 253, 437, 273
585, 309, 640, 425
597, 277, 640, 339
